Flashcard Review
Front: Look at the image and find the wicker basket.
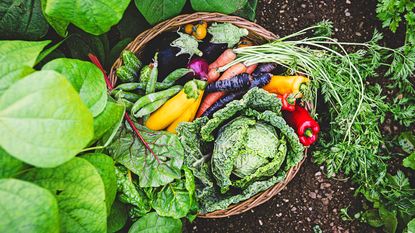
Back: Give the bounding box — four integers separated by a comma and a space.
109, 12, 307, 219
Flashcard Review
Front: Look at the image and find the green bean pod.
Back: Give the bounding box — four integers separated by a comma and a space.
112, 90, 142, 102
114, 82, 173, 92
134, 97, 169, 118
162, 68, 193, 85
131, 85, 182, 115
120, 99, 134, 111
145, 53, 158, 94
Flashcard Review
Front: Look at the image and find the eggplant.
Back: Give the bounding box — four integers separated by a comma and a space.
202, 91, 245, 118
250, 73, 272, 88
205, 73, 251, 93
199, 41, 228, 63
157, 47, 190, 81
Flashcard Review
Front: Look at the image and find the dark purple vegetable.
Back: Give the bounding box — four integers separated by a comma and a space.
205, 73, 251, 93
199, 42, 228, 63
252, 63, 279, 76
187, 57, 209, 80
157, 47, 189, 80
250, 73, 272, 88
202, 91, 245, 118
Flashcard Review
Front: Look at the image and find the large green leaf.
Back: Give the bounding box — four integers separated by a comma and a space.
0, 70, 93, 168
379, 206, 398, 233
403, 153, 415, 170
0, 64, 34, 96
408, 218, 415, 233
65, 31, 107, 64
81, 153, 117, 215
0, 0, 49, 40
92, 99, 125, 146
42, 58, 107, 117
107, 199, 128, 233
0, 178, 59, 233
233, 0, 258, 21
107, 122, 184, 187
43, 0, 130, 35
134, 0, 186, 25
190, 0, 247, 14
0, 40, 50, 66
128, 212, 182, 233
21, 157, 107, 233
0, 147, 24, 178
40, 0, 68, 36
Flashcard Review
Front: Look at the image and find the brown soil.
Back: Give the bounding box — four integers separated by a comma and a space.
185, 0, 406, 232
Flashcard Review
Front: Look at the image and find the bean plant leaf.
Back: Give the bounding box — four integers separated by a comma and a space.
43, 0, 130, 36
403, 153, 415, 170
0, 40, 50, 66
134, 0, 186, 25
0, 64, 34, 96
0, 178, 60, 233
399, 132, 415, 154
65, 30, 107, 64
0, 71, 93, 168
0, 147, 25, 179
0, 0, 49, 40
190, 0, 247, 14
233, 0, 258, 21
107, 199, 128, 233
407, 218, 415, 233
128, 212, 182, 233
92, 99, 125, 146
81, 153, 117, 215
20, 157, 107, 233
107, 121, 184, 187
42, 58, 107, 117
379, 206, 398, 233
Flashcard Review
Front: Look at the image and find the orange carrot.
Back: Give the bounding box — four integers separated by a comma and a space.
209, 49, 236, 70
207, 68, 220, 83
246, 64, 258, 74
197, 63, 247, 117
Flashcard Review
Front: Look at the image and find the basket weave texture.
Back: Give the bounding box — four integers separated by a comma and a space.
109, 12, 307, 219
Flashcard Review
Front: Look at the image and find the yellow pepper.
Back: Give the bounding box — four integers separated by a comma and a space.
167, 90, 204, 134
145, 80, 206, 131
263, 75, 310, 96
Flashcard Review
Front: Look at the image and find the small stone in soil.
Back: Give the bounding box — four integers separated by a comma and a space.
259, 220, 263, 226
309, 192, 317, 199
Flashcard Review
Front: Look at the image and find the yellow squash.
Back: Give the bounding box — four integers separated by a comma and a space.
167, 90, 204, 134
145, 89, 197, 130
263, 75, 309, 96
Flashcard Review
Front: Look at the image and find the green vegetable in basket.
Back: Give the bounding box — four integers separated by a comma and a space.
171, 32, 203, 57
177, 88, 304, 213
208, 23, 249, 47
122, 50, 142, 71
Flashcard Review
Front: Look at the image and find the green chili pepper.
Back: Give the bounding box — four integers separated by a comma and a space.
131, 85, 182, 114
112, 89, 142, 102
134, 97, 169, 118
162, 68, 193, 85
145, 53, 158, 95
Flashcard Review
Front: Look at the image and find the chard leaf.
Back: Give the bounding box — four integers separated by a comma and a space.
134, 0, 186, 25
92, 99, 126, 146
0, 147, 25, 178
107, 199, 128, 233
81, 153, 117, 215
0, 40, 50, 66
0, 0, 49, 40
43, 0, 130, 35
208, 23, 249, 47
128, 212, 182, 233
190, 0, 247, 14
42, 58, 107, 117
20, 157, 107, 233
0, 178, 59, 233
0, 64, 34, 96
107, 122, 184, 188
0, 71, 93, 168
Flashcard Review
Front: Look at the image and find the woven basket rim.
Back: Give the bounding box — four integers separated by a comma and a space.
109, 12, 307, 219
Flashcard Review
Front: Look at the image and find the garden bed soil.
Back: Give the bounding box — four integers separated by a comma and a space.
185, 0, 405, 232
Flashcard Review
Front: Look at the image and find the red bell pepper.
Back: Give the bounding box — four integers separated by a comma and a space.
283, 105, 320, 146
277, 94, 296, 111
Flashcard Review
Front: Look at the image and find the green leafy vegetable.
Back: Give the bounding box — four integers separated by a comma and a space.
0, 178, 59, 233
0, 0, 49, 40
403, 153, 415, 170
128, 212, 182, 233
0, 64, 34, 96
0, 40, 50, 66
107, 122, 184, 187
42, 0, 130, 36
42, 58, 108, 117
399, 132, 415, 154
20, 157, 107, 233
0, 147, 24, 179
171, 32, 203, 57
135, 0, 186, 25
81, 153, 117, 215
379, 205, 398, 233
208, 23, 249, 47
233, 0, 258, 21
107, 199, 129, 233
0, 70, 93, 168
92, 99, 126, 146
190, 0, 247, 14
